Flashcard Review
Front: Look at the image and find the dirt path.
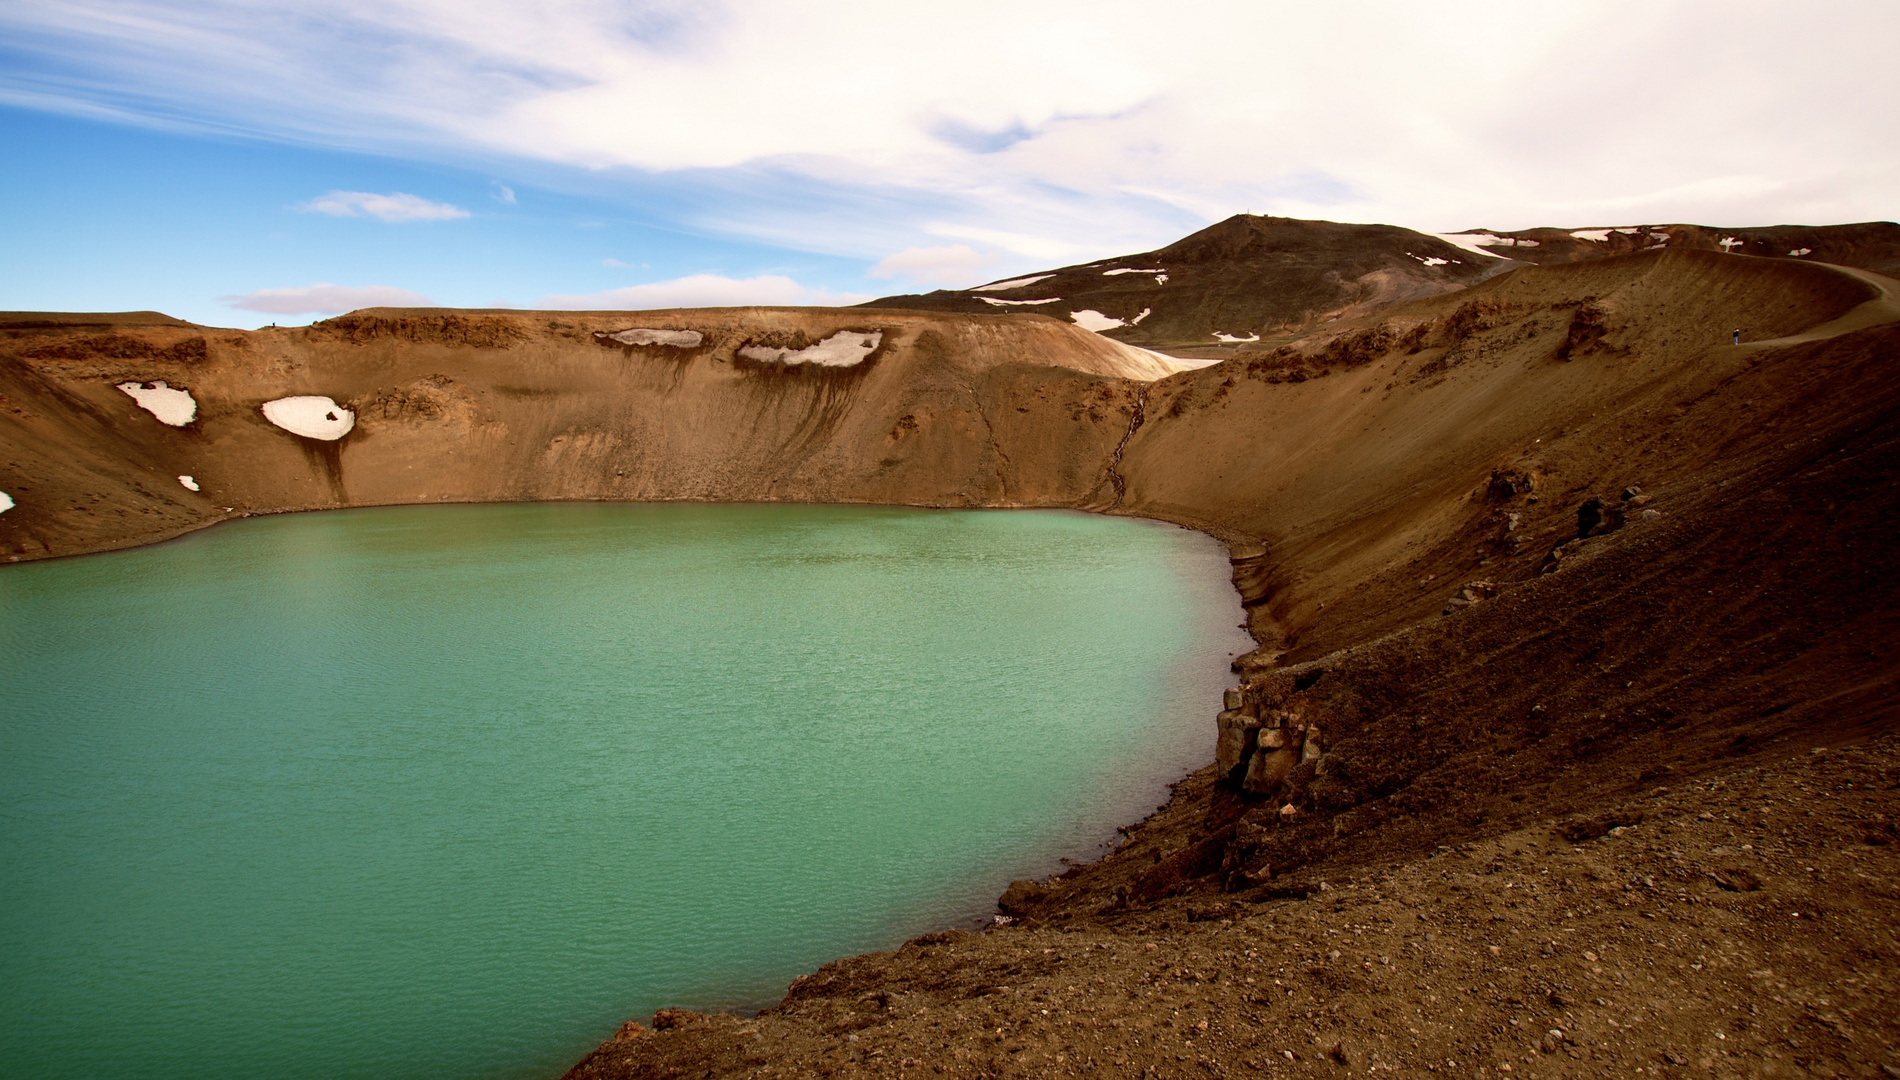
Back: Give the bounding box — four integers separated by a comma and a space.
1745, 263, 1900, 346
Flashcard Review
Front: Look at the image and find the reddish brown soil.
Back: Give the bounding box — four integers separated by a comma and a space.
563, 302, 1900, 1075
863, 216, 1506, 349
862, 216, 1900, 350
567, 740, 1899, 1080
3, 241, 1897, 1080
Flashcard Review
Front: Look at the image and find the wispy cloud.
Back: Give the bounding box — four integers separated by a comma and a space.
867, 244, 995, 288
299, 191, 469, 222
601, 257, 629, 268
491, 182, 516, 204
540, 274, 870, 310
1, 0, 1895, 251
221, 283, 431, 315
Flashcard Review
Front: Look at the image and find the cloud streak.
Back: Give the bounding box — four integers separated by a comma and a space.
540, 274, 871, 310
299, 190, 469, 222
867, 245, 995, 288
222, 283, 432, 315
2, 0, 1895, 260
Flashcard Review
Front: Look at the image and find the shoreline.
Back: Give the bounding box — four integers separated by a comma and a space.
5, 252, 1899, 1076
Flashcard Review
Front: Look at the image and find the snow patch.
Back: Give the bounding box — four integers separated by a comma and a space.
0, 490, 12, 514
1407, 253, 1450, 267
598, 328, 703, 347
1069, 310, 1126, 332
116, 381, 197, 426
1213, 332, 1260, 344
979, 296, 1062, 306
1788, 247, 1812, 257
178, 475, 200, 492
971, 274, 1055, 292
1165, 355, 1225, 371
261, 396, 355, 440
738, 330, 882, 367
1102, 268, 1165, 276
1154, 273, 1169, 284
1719, 237, 1743, 253
1570, 229, 1617, 243
1130, 308, 1152, 325
1434, 233, 1517, 259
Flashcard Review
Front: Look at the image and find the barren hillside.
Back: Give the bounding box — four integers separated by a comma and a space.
863, 215, 1900, 355
861, 216, 1507, 349
3, 241, 1897, 1080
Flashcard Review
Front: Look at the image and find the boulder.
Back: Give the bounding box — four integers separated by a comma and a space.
1301, 726, 1325, 764
650, 1008, 705, 1030
1577, 497, 1606, 539
1243, 746, 1301, 794
1215, 718, 1258, 777
998, 879, 1051, 916
1487, 468, 1535, 500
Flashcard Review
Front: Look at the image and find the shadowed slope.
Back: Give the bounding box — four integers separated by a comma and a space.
861, 216, 1507, 349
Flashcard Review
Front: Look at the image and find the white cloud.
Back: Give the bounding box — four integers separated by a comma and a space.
299, 190, 470, 222
867, 244, 996, 287
221, 283, 433, 314
1, 0, 1896, 250
490, 182, 515, 204
539, 274, 872, 310
602, 257, 628, 267
922, 224, 1090, 263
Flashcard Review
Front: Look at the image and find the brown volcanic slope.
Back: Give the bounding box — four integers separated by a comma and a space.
5, 247, 1900, 1079
860, 216, 1508, 350
863, 215, 1900, 354
0, 307, 1174, 559
1442, 221, 1900, 271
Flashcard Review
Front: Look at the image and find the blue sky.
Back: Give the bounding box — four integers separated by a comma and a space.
0, 107, 893, 324
1, 0, 1894, 327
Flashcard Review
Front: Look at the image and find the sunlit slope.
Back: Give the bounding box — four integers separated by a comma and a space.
2, 250, 1895, 676
0, 308, 1172, 558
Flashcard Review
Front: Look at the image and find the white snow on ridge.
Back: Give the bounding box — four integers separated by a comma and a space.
178, 475, 200, 491
261, 396, 355, 440
1434, 233, 1514, 260
1436, 232, 1541, 259
599, 328, 703, 347
1719, 237, 1743, 252
1103, 268, 1165, 276
1069, 310, 1126, 333
1130, 308, 1151, 325
1789, 247, 1813, 257
972, 274, 1055, 292
738, 330, 883, 367
0, 490, 12, 514
1213, 332, 1260, 344
1570, 229, 1617, 243
980, 296, 1062, 306
1407, 253, 1450, 267
1166, 354, 1225, 370
117, 380, 197, 426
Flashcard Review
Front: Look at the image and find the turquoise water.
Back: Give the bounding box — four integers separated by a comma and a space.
0, 503, 1245, 1080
